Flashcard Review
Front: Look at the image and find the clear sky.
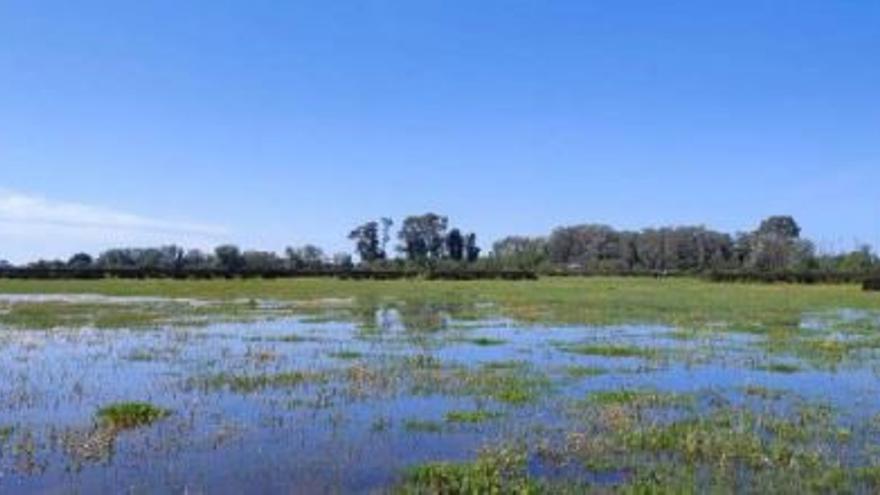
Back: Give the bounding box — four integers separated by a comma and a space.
1, 1, 878, 263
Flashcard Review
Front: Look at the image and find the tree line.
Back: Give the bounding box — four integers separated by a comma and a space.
0, 213, 485, 278
1, 214, 877, 280
490, 215, 878, 276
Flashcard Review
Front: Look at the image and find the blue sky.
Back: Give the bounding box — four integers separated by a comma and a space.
1, 1, 878, 263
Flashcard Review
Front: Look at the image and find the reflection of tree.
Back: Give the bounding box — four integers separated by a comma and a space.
352, 300, 492, 336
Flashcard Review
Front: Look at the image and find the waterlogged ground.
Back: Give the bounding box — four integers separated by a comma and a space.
1, 279, 880, 493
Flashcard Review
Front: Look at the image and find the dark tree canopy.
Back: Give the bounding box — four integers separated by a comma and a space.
214, 245, 244, 273
2, 212, 875, 279
398, 213, 449, 261
492, 236, 548, 269
67, 252, 93, 269
465, 233, 481, 262
349, 221, 384, 263
285, 245, 326, 270
757, 216, 801, 239
446, 228, 464, 261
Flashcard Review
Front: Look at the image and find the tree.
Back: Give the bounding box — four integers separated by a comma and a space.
838, 245, 877, 273
242, 251, 283, 272
67, 252, 94, 269
381, 218, 393, 257
398, 213, 448, 262
349, 221, 383, 263
733, 233, 753, 267
285, 245, 325, 270
492, 236, 548, 269
465, 233, 481, 262
333, 252, 354, 270
748, 216, 810, 271
446, 228, 464, 261
757, 216, 801, 239
545, 224, 734, 272
214, 245, 244, 273
181, 249, 213, 270
96, 248, 136, 269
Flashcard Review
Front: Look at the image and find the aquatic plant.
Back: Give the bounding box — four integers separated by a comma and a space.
445, 410, 502, 424
96, 402, 169, 430
401, 446, 538, 494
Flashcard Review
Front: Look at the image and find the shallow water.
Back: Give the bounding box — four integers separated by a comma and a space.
1, 302, 880, 493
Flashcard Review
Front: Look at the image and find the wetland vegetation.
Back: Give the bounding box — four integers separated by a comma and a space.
0, 277, 879, 492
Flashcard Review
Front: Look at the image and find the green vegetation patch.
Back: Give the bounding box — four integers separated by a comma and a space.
0, 426, 13, 443
564, 365, 607, 378
194, 371, 325, 393
0, 302, 164, 329
586, 388, 695, 408
461, 336, 507, 346
96, 402, 169, 430
445, 409, 503, 424
558, 343, 657, 359
741, 385, 787, 400
329, 350, 364, 360
456, 366, 551, 405
400, 446, 539, 494
481, 360, 528, 371
759, 362, 802, 374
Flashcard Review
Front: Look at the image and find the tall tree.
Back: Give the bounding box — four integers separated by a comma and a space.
214, 245, 244, 273
67, 252, 93, 269
757, 216, 801, 238
398, 213, 448, 261
492, 236, 548, 269
242, 251, 283, 272
181, 249, 213, 270
748, 216, 810, 271
465, 233, 481, 262
285, 245, 325, 270
348, 221, 383, 263
380, 217, 393, 258
446, 228, 464, 261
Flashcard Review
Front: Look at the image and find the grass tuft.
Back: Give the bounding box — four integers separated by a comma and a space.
558, 343, 656, 358
445, 409, 503, 424
96, 402, 169, 430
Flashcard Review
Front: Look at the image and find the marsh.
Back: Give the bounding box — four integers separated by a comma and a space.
0, 278, 879, 493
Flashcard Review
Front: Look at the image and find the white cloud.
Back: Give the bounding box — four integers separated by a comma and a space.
0, 190, 229, 263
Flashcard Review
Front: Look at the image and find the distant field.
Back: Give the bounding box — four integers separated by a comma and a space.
2, 277, 880, 492
0, 276, 877, 326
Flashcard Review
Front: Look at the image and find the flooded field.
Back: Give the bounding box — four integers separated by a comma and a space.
1, 278, 880, 493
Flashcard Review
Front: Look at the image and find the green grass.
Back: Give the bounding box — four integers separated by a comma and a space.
557, 398, 871, 492
0, 426, 13, 443
760, 362, 802, 374
586, 389, 695, 408
558, 343, 656, 358
2, 277, 880, 492
329, 350, 364, 360
267, 334, 311, 343
126, 349, 159, 361
193, 371, 325, 393
482, 360, 527, 370
400, 446, 539, 494
741, 385, 787, 400
2, 277, 878, 331
445, 409, 503, 424
461, 336, 507, 346
456, 366, 551, 405
564, 365, 607, 378
96, 402, 169, 430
